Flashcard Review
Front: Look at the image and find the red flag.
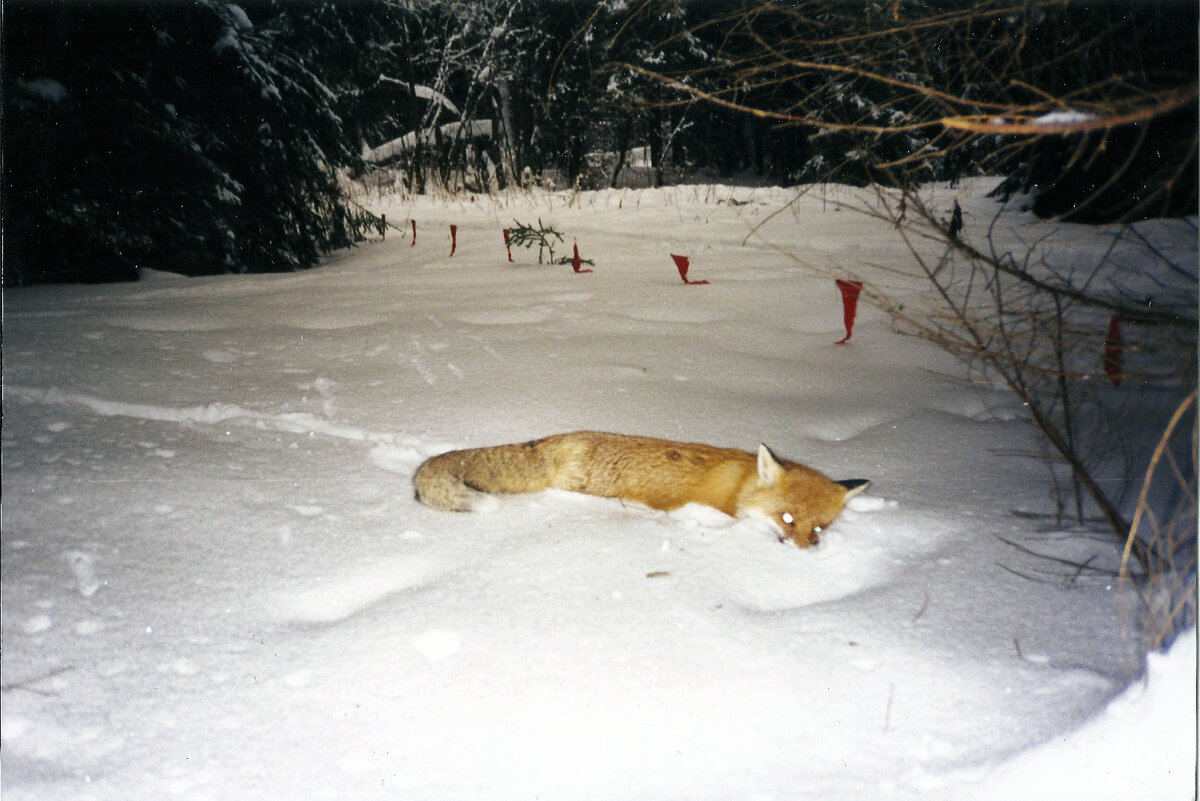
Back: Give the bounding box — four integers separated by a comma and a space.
572, 241, 593, 273
1103, 315, 1122, 386
450, 224, 457, 257
410, 219, 416, 247
670, 253, 709, 285
835, 279, 864, 344
503, 228, 513, 262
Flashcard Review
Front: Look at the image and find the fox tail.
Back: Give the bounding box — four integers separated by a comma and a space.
413, 440, 561, 511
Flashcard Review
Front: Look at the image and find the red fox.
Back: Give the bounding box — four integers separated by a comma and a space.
413, 431, 869, 547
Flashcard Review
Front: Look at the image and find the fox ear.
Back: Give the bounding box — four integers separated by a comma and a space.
757, 444, 785, 485
837, 478, 870, 498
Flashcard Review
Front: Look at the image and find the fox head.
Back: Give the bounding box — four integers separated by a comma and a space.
741, 444, 869, 548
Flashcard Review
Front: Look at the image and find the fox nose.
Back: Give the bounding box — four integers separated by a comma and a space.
805, 530, 820, 546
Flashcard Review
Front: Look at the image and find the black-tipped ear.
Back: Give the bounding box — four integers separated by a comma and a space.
838, 478, 870, 498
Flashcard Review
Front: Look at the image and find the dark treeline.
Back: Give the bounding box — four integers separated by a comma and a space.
4, 1, 376, 284
3, 0, 1195, 285
349, 1, 818, 193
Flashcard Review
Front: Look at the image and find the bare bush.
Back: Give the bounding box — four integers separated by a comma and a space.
622, 1, 1199, 647
1121, 391, 1198, 649
853, 186, 1194, 563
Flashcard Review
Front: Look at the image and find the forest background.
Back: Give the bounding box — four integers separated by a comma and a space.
3, 0, 1196, 285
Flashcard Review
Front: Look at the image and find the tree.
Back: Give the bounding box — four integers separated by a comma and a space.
3, 0, 374, 285
356, 1, 725, 193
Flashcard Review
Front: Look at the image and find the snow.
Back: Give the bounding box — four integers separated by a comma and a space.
366, 119, 494, 163
3, 180, 1195, 800
227, 4, 252, 31
1031, 110, 1096, 127
376, 76, 462, 117
971, 627, 1197, 801
16, 78, 69, 104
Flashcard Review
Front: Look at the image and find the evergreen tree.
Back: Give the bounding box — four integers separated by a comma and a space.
3, 1, 373, 285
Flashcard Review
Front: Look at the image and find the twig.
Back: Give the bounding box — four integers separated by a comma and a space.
911, 591, 930, 624
1, 666, 73, 696
995, 533, 1116, 577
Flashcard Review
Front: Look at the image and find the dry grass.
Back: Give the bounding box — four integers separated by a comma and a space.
1120, 391, 1198, 651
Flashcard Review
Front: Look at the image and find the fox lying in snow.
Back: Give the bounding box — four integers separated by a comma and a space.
413, 431, 869, 547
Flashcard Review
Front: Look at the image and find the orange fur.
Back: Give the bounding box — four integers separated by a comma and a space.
413, 431, 868, 547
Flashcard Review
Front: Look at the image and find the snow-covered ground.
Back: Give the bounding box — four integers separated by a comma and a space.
3, 180, 1195, 800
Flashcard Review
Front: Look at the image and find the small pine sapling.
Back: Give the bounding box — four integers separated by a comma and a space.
508, 218, 564, 264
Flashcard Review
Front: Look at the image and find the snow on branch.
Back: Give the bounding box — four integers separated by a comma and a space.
377, 75, 461, 117
364, 119, 495, 163
939, 88, 1198, 135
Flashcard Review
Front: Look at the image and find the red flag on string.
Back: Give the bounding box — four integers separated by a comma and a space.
410, 219, 416, 247
572, 241, 593, 273
670, 253, 709, 285
449, 224, 458, 257
1103, 315, 1123, 386
835, 279, 864, 344
503, 229, 513, 262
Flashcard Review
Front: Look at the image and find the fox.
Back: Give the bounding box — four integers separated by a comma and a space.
413, 431, 869, 547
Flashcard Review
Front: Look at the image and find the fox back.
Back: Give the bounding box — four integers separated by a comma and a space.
413, 431, 868, 547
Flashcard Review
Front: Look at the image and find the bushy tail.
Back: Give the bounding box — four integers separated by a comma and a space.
413, 451, 487, 511
413, 438, 566, 512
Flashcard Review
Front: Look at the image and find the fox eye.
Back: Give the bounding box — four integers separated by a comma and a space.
781, 512, 794, 525
813, 526, 822, 533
